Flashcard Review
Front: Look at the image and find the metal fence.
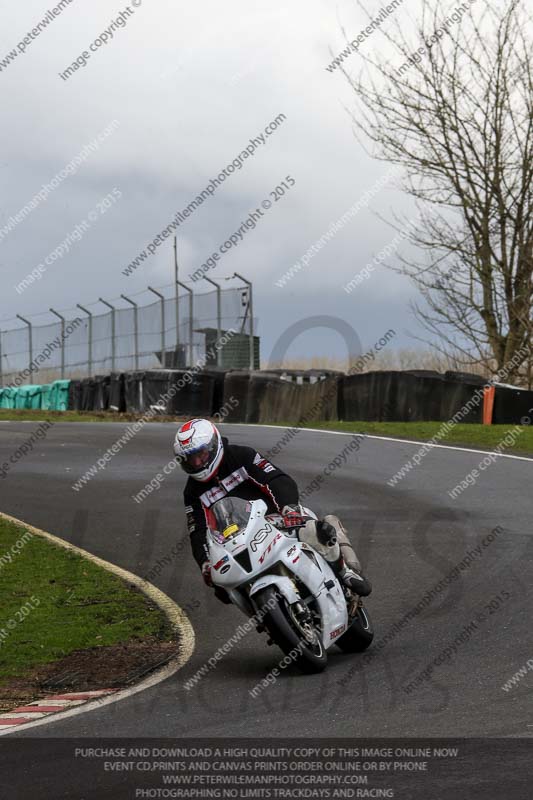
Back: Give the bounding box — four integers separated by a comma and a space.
0, 281, 256, 387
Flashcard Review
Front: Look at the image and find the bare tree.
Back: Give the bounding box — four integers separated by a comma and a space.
342, 0, 533, 384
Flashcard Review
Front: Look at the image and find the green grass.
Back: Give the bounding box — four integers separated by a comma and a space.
276, 420, 533, 455
0, 518, 174, 684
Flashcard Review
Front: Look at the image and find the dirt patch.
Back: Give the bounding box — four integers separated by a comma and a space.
0, 636, 179, 713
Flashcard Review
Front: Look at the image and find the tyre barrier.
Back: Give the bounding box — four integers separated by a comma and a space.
444, 370, 486, 385
94, 374, 111, 411
222, 371, 252, 422
123, 370, 218, 417
253, 373, 339, 424
124, 371, 145, 415
168, 371, 217, 418
440, 375, 484, 423
210, 369, 227, 420
245, 372, 289, 424
342, 371, 486, 423
221, 372, 339, 424
265, 368, 343, 385
80, 378, 97, 411
343, 371, 402, 422
109, 372, 126, 413
493, 384, 533, 425
1, 368, 532, 426
68, 380, 82, 411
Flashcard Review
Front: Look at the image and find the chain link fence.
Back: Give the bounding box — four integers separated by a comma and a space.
0, 282, 256, 387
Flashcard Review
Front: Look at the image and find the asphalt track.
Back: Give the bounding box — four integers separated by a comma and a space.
0, 421, 532, 793
1, 419, 531, 735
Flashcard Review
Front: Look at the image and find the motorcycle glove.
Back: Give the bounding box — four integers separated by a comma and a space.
281, 505, 309, 529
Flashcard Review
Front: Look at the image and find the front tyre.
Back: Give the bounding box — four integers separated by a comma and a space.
336, 603, 374, 653
254, 586, 327, 674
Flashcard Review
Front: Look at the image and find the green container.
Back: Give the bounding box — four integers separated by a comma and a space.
0, 387, 17, 409
15, 385, 42, 409
40, 383, 52, 411
48, 380, 71, 411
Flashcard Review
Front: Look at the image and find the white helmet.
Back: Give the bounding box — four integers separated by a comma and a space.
173, 418, 224, 482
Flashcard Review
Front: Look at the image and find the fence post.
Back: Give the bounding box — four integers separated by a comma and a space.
148, 286, 165, 367
49, 308, 66, 379
121, 295, 139, 371
234, 273, 254, 370
203, 276, 222, 366
16, 315, 33, 384
99, 298, 116, 372
177, 281, 193, 367
174, 236, 180, 359
0, 328, 3, 386
77, 304, 93, 378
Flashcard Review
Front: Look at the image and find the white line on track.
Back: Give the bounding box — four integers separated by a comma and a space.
236, 424, 533, 464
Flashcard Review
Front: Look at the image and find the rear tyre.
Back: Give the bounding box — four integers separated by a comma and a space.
336, 603, 374, 653
254, 586, 327, 674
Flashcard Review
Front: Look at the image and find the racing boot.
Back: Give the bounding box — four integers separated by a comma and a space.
338, 562, 372, 597
317, 517, 372, 597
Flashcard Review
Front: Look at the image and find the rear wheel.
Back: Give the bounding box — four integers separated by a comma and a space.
254, 586, 327, 674
336, 603, 374, 653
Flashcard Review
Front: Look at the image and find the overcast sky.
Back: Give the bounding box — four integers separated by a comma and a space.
1, 0, 437, 364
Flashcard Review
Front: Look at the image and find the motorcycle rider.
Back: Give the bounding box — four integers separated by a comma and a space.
174, 418, 372, 599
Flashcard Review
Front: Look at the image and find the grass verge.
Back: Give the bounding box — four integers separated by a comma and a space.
270, 420, 533, 455
0, 517, 178, 710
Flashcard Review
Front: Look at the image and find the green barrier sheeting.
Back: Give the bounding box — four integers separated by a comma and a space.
14, 385, 43, 410
0, 387, 17, 409
40, 383, 52, 411
48, 380, 71, 411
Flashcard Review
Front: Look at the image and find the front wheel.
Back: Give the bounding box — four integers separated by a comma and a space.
254, 586, 327, 674
336, 603, 374, 653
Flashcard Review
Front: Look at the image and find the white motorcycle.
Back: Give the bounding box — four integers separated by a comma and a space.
207, 496, 374, 673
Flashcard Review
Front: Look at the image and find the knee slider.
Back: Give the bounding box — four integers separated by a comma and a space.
316, 519, 337, 547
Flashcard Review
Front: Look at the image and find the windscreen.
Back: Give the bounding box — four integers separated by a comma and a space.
210, 497, 252, 540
